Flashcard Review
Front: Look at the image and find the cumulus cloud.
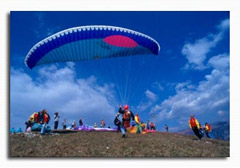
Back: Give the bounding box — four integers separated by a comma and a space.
182, 18, 229, 70
207, 53, 229, 70
10, 64, 117, 129
150, 53, 229, 130
136, 90, 158, 112
175, 81, 195, 92
145, 90, 157, 101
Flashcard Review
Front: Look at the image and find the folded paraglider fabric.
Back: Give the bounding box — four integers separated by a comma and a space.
31, 123, 51, 133
10, 128, 22, 133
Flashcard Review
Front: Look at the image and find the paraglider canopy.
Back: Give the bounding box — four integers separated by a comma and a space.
25, 25, 160, 69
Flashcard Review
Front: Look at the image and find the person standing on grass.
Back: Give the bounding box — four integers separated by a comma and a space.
204, 122, 212, 138
134, 113, 142, 134
114, 113, 121, 132
188, 114, 202, 140
146, 120, 150, 130
100, 119, 106, 128
72, 120, 76, 129
54, 112, 60, 130
118, 105, 135, 138
150, 122, 156, 130
62, 119, 67, 129
79, 118, 84, 126
165, 124, 168, 132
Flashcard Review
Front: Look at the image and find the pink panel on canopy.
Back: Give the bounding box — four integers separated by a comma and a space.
104, 35, 138, 48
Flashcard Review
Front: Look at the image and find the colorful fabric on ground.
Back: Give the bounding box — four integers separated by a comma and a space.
126, 126, 147, 134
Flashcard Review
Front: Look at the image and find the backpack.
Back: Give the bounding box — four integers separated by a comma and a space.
206, 124, 211, 131
114, 117, 121, 126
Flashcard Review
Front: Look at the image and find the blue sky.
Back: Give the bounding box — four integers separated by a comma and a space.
10, 11, 229, 131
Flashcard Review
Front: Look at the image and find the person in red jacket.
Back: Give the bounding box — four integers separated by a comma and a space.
150, 122, 156, 130
204, 122, 212, 138
118, 105, 135, 138
189, 114, 202, 140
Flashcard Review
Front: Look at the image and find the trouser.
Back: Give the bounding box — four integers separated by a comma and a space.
121, 126, 126, 135
151, 126, 155, 130
192, 127, 202, 139
54, 121, 59, 129
117, 125, 121, 132
40, 123, 46, 135
136, 123, 142, 134
205, 131, 211, 138
121, 121, 131, 135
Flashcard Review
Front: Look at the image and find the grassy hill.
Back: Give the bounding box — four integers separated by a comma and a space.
9, 131, 229, 157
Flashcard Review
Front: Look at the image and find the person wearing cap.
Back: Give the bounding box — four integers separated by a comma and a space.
189, 114, 202, 140
118, 105, 135, 138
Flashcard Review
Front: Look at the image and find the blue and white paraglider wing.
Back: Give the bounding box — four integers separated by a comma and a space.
25, 25, 160, 69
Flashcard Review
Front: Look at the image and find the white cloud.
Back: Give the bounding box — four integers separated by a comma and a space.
175, 81, 195, 92
150, 53, 229, 129
136, 90, 158, 112
152, 82, 164, 91
207, 53, 229, 70
218, 110, 225, 116
10, 65, 117, 129
182, 18, 229, 70
145, 89, 157, 101
217, 18, 230, 31
136, 101, 153, 112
